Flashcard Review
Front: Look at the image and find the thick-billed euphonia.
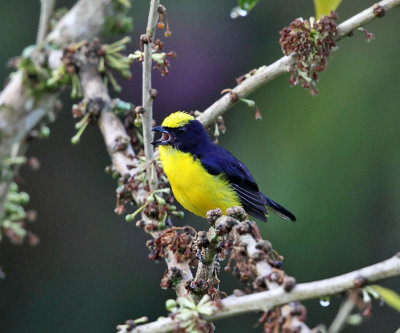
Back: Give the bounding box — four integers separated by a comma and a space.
152, 111, 296, 222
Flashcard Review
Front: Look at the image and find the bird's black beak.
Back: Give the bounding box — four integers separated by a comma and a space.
151, 126, 171, 146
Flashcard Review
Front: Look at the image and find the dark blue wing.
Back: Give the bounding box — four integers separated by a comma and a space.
198, 144, 269, 221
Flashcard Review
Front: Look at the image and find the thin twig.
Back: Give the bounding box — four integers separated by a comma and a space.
142, 0, 160, 191
36, 0, 56, 45
197, 0, 400, 127
328, 298, 355, 333
130, 253, 400, 333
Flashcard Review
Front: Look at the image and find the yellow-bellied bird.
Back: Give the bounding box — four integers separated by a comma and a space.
152, 112, 296, 222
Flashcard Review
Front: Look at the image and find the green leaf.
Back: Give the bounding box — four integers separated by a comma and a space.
370, 285, 400, 312
238, 0, 260, 12
313, 0, 343, 19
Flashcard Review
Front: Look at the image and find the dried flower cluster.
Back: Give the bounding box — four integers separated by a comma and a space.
114, 154, 182, 225
132, 206, 311, 332
129, 38, 176, 77
62, 37, 131, 98
157, 4, 172, 38
152, 39, 177, 76
14, 46, 70, 96
147, 226, 197, 264
279, 12, 338, 95
259, 303, 307, 333
61, 38, 132, 144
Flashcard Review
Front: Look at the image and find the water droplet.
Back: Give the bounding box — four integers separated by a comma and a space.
230, 6, 248, 19
239, 8, 248, 17
319, 297, 330, 307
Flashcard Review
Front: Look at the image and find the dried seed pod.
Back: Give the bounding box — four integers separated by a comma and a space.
206, 208, 222, 225
283, 276, 296, 292
226, 206, 247, 221
354, 275, 368, 288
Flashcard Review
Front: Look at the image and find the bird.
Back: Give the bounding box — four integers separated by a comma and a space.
151, 111, 296, 222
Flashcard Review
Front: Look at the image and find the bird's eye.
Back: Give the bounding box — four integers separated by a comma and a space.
177, 128, 185, 134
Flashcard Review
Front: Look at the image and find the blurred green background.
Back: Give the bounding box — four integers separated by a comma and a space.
0, 0, 399, 332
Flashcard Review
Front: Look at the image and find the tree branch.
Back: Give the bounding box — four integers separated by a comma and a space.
197, 0, 400, 127
0, 0, 113, 221
130, 253, 400, 332
141, 0, 160, 191
46, 0, 113, 45
212, 253, 400, 319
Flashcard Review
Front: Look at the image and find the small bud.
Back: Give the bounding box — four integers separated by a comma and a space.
310, 86, 319, 96
215, 216, 237, 235
254, 276, 267, 289
135, 106, 145, 114
206, 208, 222, 225
136, 220, 146, 228
18, 192, 30, 205
71, 104, 83, 118
164, 30, 171, 38
255, 108, 262, 120
125, 319, 136, 330
240, 98, 256, 108
354, 275, 368, 288
71, 135, 80, 145
362, 306, 372, 317
226, 206, 246, 221
255, 240, 272, 253
134, 118, 142, 127
196, 231, 209, 248
140, 34, 150, 44
125, 214, 135, 222
134, 316, 148, 325
150, 89, 158, 99
158, 5, 166, 14
165, 299, 177, 311
233, 289, 246, 297
229, 92, 239, 103
237, 221, 253, 235
28, 157, 40, 170
373, 4, 385, 17
154, 194, 165, 205
157, 22, 165, 29
172, 211, 184, 218
39, 126, 50, 139
26, 210, 37, 222
283, 276, 296, 292
28, 232, 40, 246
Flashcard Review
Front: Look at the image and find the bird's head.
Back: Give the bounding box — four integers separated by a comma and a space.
151, 111, 210, 152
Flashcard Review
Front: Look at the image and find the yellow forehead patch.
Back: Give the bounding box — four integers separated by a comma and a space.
162, 111, 194, 128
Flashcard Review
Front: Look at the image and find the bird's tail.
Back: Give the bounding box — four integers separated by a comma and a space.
264, 195, 296, 222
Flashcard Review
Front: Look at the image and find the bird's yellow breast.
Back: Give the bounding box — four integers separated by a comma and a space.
159, 146, 241, 217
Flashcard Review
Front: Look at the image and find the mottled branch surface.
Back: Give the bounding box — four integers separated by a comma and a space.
130, 254, 400, 333
197, 0, 400, 127
212, 253, 400, 319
